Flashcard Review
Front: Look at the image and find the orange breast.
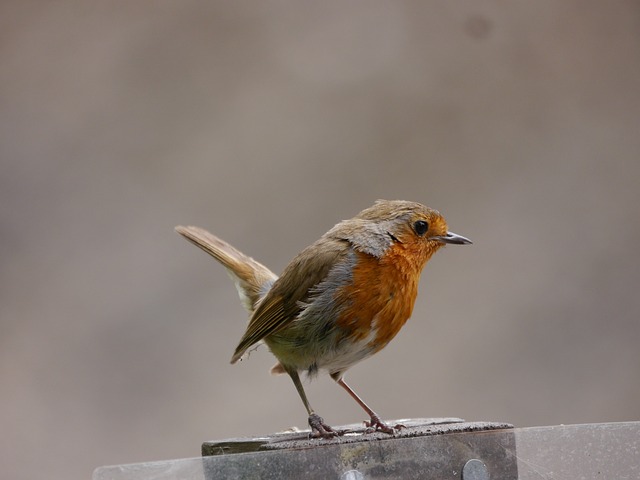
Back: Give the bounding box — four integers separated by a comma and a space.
334, 244, 423, 352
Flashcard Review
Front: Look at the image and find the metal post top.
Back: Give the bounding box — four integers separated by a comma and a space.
202, 417, 513, 456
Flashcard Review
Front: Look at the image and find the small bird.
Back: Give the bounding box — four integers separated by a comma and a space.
176, 200, 471, 438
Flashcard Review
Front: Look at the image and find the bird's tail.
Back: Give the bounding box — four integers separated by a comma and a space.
175, 226, 278, 314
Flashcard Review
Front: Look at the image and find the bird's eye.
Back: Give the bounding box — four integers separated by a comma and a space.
414, 220, 428, 236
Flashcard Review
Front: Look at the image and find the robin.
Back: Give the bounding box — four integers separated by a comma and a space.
176, 199, 471, 438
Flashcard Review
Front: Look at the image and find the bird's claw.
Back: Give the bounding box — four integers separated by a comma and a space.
308, 413, 345, 439
364, 414, 405, 434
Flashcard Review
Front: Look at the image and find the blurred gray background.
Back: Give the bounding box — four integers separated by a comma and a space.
2, 1, 639, 479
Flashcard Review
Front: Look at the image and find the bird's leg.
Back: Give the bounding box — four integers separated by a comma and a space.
333, 375, 405, 434
286, 368, 341, 439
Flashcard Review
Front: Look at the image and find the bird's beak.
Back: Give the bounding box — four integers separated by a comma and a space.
432, 231, 472, 245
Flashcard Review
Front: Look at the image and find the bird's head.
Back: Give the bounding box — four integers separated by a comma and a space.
336, 200, 471, 266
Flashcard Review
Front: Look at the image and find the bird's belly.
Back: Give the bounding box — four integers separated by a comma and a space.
266, 305, 405, 377
265, 322, 374, 374
314, 328, 379, 374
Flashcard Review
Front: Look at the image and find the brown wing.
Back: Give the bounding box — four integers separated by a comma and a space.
230, 236, 350, 363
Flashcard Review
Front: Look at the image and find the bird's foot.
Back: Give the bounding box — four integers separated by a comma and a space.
308, 413, 344, 439
364, 414, 405, 434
